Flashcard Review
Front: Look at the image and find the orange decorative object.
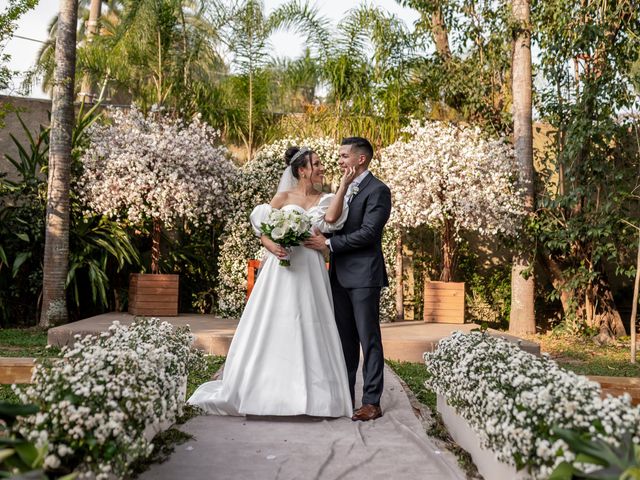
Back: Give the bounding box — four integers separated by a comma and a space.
246, 259, 262, 300
246, 259, 329, 300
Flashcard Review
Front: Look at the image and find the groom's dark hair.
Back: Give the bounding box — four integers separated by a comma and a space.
341, 137, 373, 164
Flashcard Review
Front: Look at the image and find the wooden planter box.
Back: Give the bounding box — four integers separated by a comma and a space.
423, 281, 465, 324
0, 357, 35, 384
588, 375, 640, 405
129, 273, 179, 316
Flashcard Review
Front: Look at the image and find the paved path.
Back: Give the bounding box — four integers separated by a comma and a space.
140, 365, 466, 480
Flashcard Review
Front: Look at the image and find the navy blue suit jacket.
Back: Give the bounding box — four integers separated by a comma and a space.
329, 173, 391, 289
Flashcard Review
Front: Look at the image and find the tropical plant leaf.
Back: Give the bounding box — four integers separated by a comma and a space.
12, 252, 31, 278
549, 461, 577, 480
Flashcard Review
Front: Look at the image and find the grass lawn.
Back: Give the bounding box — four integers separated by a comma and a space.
186, 355, 225, 399
386, 359, 435, 410
0, 328, 60, 357
0, 328, 61, 404
534, 333, 640, 378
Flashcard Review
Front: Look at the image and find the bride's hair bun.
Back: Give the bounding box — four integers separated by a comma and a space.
284, 146, 300, 166
284, 146, 312, 179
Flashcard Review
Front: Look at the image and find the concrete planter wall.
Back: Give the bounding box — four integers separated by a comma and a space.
143, 375, 187, 442
437, 394, 531, 480
128, 273, 179, 316
423, 281, 465, 323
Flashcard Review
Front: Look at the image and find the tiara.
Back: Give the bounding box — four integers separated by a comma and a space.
290, 146, 311, 164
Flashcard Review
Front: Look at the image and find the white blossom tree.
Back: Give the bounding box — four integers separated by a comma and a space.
380, 121, 525, 282
78, 108, 238, 273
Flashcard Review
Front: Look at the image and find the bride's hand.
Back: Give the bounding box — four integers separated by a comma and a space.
262, 237, 288, 259
339, 166, 357, 190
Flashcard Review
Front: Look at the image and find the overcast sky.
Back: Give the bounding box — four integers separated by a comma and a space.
1, 0, 420, 98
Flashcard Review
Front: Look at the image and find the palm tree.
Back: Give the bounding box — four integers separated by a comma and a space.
215, 0, 334, 159
509, 0, 535, 335
226, 0, 271, 160
32, 0, 221, 110
40, 0, 78, 327
268, 50, 321, 112
30, 0, 121, 95
78, 0, 103, 102
270, 3, 416, 146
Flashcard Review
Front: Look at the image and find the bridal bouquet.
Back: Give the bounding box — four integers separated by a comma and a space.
261, 209, 312, 266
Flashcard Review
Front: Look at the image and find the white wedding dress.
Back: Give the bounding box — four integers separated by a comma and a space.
188, 193, 353, 417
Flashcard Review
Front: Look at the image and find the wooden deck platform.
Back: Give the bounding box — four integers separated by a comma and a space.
47, 313, 540, 362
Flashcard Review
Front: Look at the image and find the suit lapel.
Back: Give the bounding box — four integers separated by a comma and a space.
354, 172, 375, 198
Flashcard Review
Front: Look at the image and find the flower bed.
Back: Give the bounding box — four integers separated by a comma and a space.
425, 331, 640, 479
13, 317, 200, 479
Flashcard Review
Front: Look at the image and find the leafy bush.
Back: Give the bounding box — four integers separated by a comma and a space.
0, 106, 141, 325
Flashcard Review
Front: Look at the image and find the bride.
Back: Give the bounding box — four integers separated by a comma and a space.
187, 146, 356, 417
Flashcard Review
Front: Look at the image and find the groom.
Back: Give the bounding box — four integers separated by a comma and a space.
305, 137, 391, 421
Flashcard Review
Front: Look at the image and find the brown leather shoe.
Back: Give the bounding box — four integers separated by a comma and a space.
351, 404, 382, 421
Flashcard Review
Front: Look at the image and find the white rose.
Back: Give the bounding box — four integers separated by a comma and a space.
271, 227, 285, 240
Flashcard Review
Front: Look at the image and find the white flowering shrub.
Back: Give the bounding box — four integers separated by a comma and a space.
379, 227, 398, 322
77, 107, 238, 228
14, 317, 198, 479
380, 121, 525, 281
425, 332, 640, 478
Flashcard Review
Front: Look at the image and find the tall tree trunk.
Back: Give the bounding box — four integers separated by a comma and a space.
248, 68, 254, 161
78, 0, 101, 102
395, 234, 404, 322
630, 231, 639, 363
509, 0, 536, 336
431, 2, 451, 59
151, 218, 162, 274
591, 275, 626, 342
440, 219, 454, 282
40, 0, 78, 327
545, 256, 574, 315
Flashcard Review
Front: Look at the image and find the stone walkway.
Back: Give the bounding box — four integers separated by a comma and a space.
139, 365, 466, 480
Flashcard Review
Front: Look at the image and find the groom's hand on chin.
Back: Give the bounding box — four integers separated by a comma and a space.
304, 232, 327, 252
